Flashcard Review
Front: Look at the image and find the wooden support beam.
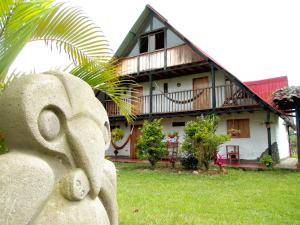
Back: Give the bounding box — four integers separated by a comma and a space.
149, 73, 153, 119
164, 27, 167, 70
266, 111, 272, 156
295, 106, 300, 164
211, 63, 216, 111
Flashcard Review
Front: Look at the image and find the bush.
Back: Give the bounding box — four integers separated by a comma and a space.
179, 152, 199, 170
181, 114, 230, 170
137, 119, 167, 168
260, 154, 273, 167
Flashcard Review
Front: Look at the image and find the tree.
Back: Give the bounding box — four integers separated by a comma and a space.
0, 0, 131, 119
181, 115, 230, 170
136, 119, 167, 168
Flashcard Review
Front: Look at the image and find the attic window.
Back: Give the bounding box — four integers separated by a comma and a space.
155, 31, 164, 50
139, 30, 165, 53
140, 36, 148, 53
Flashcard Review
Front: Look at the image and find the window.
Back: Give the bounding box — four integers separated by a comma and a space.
163, 83, 168, 93
172, 122, 185, 127
139, 30, 165, 53
227, 119, 250, 138
155, 31, 164, 50
140, 36, 148, 53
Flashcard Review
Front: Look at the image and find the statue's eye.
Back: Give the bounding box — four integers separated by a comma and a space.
38, 109, 61, 141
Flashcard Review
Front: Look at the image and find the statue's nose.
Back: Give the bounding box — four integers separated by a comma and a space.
66, 116, 105, 198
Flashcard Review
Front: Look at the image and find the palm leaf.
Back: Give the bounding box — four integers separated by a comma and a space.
70, 60, 136, 122
0, 0, 55, 81
0, 0, 133, 121
32, 3, 111, 66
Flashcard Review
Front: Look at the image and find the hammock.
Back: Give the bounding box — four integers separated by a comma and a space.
154, 82, 205, 104
111, 126, 134, 150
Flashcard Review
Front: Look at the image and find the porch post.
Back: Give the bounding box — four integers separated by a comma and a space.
149, 73, 153, 119
295, 106, 300, 164
266, 111, 272, 156
164, 27, 167, 70
211, 63, 216, 111
137, 37, 140, 75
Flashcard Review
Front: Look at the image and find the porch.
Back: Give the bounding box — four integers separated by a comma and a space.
108, 156, 267, 170
105, 84, 258, 117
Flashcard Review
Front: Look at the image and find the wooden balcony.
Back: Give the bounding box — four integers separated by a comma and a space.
118, 44, 204, 76
105, 84, 258, 117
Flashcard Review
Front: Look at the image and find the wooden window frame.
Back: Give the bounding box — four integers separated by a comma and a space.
227, 119, 250, 138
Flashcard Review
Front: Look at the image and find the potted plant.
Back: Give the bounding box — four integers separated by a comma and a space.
168, 131, 178, 138
111, 128, 125, 157
228, 128, 240, 137
260, 154, 273, 168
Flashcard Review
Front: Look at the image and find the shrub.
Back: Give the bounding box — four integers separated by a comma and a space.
181, 114, 230, 170
179, 152, 199, 170
260, 154, 273, 168
137, 119, 167, 168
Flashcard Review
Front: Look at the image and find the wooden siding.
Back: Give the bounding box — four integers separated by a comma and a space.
118, 44, 203, 75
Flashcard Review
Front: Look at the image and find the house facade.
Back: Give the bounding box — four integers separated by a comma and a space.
103, 5, 291, 161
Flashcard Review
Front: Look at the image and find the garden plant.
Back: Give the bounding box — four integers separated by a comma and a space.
136, 119, 167, 168
181, 114, 230, 171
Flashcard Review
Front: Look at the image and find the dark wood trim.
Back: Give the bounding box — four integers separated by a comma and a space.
140, 27, 164, 37
211, 63, 216, 111
164, 27, 167, 70
296, 106, 300, 163
149, 73, 153, 116
266, 111, 272, 156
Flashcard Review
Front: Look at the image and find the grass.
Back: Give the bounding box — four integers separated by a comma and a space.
116, 162, 300, 225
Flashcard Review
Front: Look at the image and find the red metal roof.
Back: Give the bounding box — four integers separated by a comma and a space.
244, 76, 288, 105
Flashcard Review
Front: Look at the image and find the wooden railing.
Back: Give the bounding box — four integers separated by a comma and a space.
118, 44, 203, 75
105, 85, 258, 116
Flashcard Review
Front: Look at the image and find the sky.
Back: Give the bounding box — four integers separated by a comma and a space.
13, 0, 300, 85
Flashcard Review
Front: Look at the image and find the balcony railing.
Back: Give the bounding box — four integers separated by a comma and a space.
118, 44, 204, 75
105, 84, 258, 116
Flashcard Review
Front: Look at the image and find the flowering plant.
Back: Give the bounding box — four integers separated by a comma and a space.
214, 153, 225, 167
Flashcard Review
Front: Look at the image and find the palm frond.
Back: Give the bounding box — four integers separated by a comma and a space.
0, 0, 55, 81
70, 60, 136, 122
32, 3, 111, 66
0, 0, 134, 121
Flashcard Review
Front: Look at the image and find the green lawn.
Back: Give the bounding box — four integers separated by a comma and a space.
116, 162, 300, 225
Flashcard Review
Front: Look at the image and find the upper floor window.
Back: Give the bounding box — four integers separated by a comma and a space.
139, 30, 165, 53
155, 31, 164, 50
140, 36, 148, 53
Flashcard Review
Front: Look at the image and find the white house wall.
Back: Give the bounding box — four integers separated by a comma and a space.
217, 112, 269, 160
273, 116, 290, 159
107, 111, 289, 160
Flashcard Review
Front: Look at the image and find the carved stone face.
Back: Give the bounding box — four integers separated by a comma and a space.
0, 71, 111, 197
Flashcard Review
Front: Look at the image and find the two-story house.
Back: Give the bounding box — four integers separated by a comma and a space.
104, 5, 291, 162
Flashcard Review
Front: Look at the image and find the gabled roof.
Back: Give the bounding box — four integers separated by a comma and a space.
244, 76, 288, 106
115, 4, 290, 120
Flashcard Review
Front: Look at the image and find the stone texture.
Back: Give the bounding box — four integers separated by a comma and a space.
258, 142, 280, 164
0, 71, 118, 225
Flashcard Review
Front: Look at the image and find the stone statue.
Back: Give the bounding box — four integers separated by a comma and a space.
0, 71, 118, 225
